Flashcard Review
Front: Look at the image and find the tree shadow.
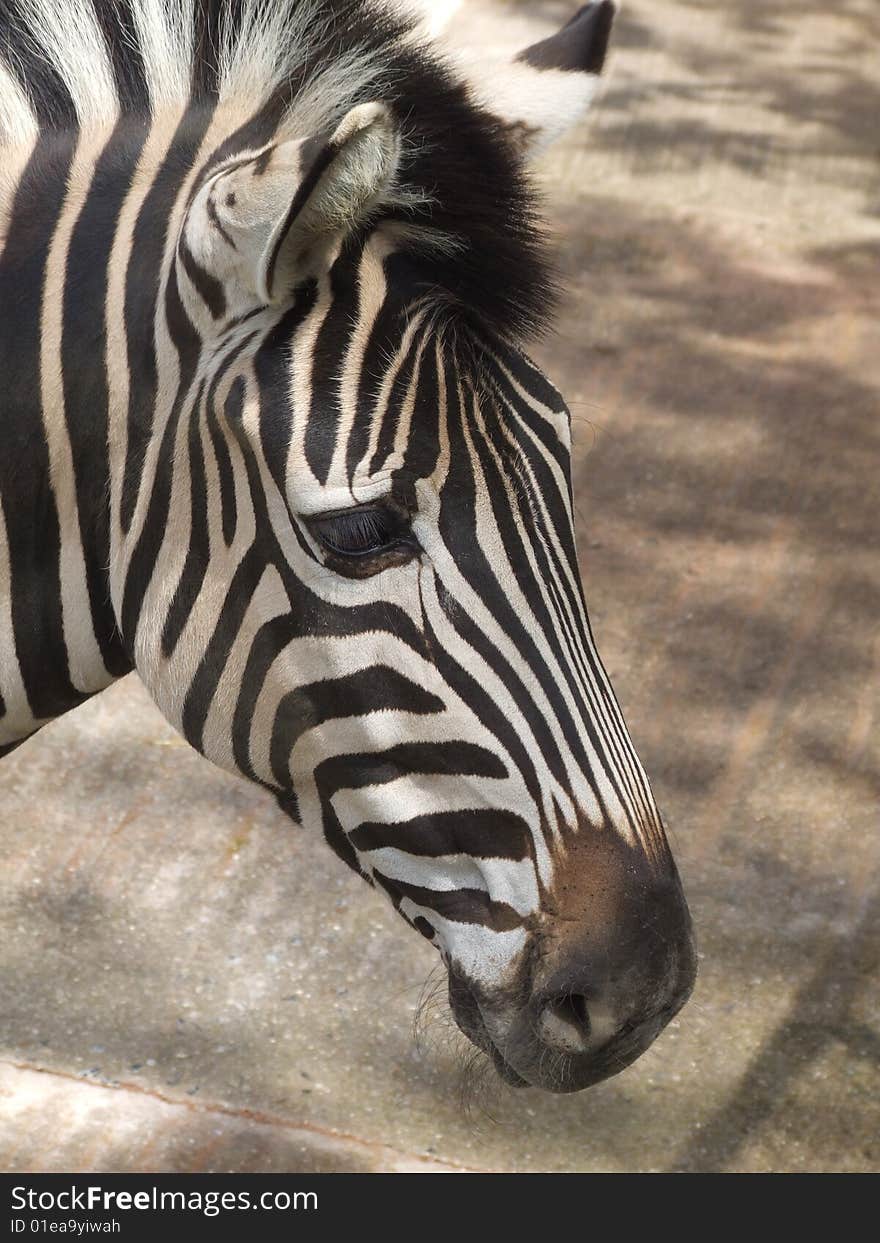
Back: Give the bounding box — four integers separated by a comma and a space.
668, 882, 880, 1172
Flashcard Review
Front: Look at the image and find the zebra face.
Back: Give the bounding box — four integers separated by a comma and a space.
118, 1, 695, 1092
155, 250, 695, 1094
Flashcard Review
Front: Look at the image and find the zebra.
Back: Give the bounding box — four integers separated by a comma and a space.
0, 0, 696, 1093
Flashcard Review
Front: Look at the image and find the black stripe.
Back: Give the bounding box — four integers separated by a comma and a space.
373, 875, 523, 933
305, 240, 364, 484
206, 193, 237, 249
178, 233, 227, 319
206, 363, 241, 548
400, 332, 442, 479
191, 0, 232, 101
315, 741, 507, 798
0, 132, 85, 719
159, 380, 207, 658
350, 808, 531, 861
320, 801, 366, 878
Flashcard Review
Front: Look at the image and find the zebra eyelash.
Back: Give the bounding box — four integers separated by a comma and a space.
307, 502, 418, 563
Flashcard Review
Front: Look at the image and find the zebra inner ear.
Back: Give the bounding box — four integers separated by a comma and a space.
190, 103, 402, 305
456, 0, 615, 157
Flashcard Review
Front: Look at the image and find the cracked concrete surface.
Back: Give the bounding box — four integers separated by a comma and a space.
1, 0, 878, 1172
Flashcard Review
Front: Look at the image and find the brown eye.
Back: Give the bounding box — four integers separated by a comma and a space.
309, 504, 416, 560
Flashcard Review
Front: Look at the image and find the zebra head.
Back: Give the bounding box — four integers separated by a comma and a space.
111, 1, 695, 1092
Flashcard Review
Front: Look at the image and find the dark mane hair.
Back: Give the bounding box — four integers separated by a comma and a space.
0, 0, 557, 339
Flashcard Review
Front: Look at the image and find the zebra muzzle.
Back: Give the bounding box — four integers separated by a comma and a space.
445, 845, 697, 1093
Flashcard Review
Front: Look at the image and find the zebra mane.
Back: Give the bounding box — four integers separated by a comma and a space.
0, 0, 556, 339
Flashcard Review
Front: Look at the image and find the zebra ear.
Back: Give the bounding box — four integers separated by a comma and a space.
186, 103, 402, 304
458, 0, 614, 157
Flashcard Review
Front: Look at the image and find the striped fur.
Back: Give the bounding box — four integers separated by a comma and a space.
0, 1, 695, 1092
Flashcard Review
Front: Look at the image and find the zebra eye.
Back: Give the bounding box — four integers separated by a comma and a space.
308, 503, 416, 563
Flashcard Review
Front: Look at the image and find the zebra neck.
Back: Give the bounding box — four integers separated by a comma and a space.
0, 127, 134, 751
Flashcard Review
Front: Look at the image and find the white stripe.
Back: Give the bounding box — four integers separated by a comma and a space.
331, 772, 527, 839
40, 132, 114, 693
398, 899, 527, 987
368, 847, 540, 916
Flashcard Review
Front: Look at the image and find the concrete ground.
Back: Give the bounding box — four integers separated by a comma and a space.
1, 0, 878, 1173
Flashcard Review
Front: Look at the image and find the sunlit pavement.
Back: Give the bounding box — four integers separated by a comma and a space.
1, 0, 877, 1172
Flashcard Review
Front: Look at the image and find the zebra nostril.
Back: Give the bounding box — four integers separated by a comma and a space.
561, 992, 590, 1032
537, 993, 592, 1054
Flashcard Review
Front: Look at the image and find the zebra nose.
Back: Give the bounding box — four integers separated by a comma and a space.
532, 883, 697, 1061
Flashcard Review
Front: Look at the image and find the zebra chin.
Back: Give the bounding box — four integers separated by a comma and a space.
443, 836, 698, 1094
